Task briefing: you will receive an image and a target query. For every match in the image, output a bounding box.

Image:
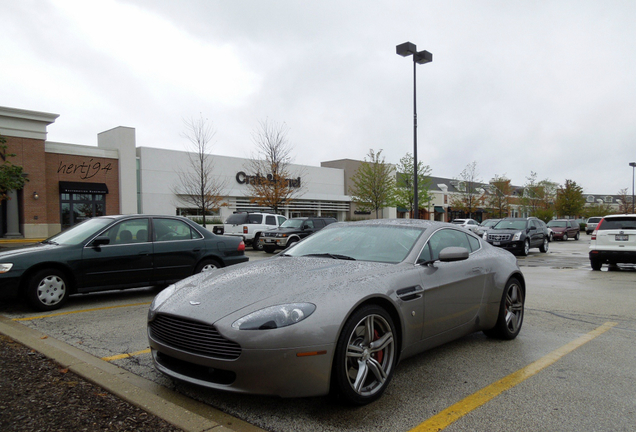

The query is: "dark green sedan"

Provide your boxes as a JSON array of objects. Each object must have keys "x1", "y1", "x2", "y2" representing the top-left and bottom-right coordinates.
[{"x1": 0, "y1": 215, "x2": 248, "y2": 311}]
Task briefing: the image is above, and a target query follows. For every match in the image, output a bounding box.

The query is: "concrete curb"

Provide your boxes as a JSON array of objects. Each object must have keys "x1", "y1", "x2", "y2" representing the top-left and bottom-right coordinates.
[{"x1": 0, "y1": 315, "x2": 264, "y2": 432}]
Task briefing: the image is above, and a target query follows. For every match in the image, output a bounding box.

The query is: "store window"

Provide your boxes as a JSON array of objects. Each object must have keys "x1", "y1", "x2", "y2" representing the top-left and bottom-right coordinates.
[{"x1": 60, "y1": 193, "x2": 106, "y2": 229}]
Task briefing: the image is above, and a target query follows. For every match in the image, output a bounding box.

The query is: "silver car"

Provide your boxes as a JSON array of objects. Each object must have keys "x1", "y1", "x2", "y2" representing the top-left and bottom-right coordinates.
[{"x1": 148, "y1": 219, "x2": 525, "y2": 405}]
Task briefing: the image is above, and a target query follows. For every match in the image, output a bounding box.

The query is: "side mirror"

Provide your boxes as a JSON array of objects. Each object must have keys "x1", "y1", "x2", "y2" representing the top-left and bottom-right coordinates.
[
  {"x1": 92, "y1": 236, "x2": 110, "y2": 247},
  {"x1": 438, "y1": 247, "x2": 470, "y2": 262}
]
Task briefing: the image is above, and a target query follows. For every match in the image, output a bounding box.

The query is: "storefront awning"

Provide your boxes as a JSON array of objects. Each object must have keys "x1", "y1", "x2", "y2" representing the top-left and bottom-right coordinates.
[
  {"x1": 59, "y1": 181, "x2": 109, "y2": 194},
  {"x1": 434, "y1": 206, "x2": 445, "y2": 213}
]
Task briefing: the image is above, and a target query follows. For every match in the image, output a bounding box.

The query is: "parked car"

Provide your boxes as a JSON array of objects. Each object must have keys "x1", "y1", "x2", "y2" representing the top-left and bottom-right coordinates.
[
  {"x1": 259, "y1": 217, "x2": 337, "y2": 253},
  {"x1": 547, "y1": 219, "x2": 580, "y2": 241},
  {"x1": 589, "y1": 214, "x2": 636, "y2": 270},
  {"x1": 223, "y1": 212, "x2": 287, "y2": 251},
  {"x1": 586, "y1": 216, "x2": 603, "y2": 235},
  {"x1": 479, "y1": 218, "x2": 501, "y2": 237},
  {"x1": 0, "y1": 215, "x2": 248, "y2": 311},
  {"x1": 147, "y1": 219, "x2": 525, "y2": 405},
  {"x1": 485, "y1": 217, "x2": 549, "y2": 256},
  {"x1": 450, "y1": 218, "x2": 481, "y2": 234}
]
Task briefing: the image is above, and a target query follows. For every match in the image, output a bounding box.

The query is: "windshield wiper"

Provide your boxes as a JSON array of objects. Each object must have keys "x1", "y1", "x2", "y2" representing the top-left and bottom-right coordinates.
[{"x1": 303, "y1": 253, "x2": 356, "y2": 261}]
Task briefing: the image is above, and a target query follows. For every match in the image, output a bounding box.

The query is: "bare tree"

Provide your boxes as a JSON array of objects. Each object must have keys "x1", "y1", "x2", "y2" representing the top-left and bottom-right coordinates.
[
  {"x1": 244, "y1": 119, "x2": 305, "y2": 214},
  {"x1": 450, "y1": 161, "x2": 483, "y2": 218},
  {"x1": 172, "y1": 115, "x2": 225, "y2": 227}
]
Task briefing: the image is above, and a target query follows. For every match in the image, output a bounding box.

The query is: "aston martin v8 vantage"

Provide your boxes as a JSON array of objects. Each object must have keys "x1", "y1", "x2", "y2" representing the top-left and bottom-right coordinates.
[{"x1": 148, "y1": 219, "x2": 525, "y2": 405}]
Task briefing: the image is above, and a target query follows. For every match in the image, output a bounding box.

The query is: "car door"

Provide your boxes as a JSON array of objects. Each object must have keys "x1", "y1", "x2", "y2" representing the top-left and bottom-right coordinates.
[
  {"x1": 151, "y1": 217, "x2": 206, "y2": 282},
  {"x1": 80, "y1": 218, "x2": 154, "y2": 291},
  {"x1": 417, "y1": 228, "x2": 488, "y2": 339},
  {"x1": 300, "y1": 220, "x2": 316, "y2": 239}
]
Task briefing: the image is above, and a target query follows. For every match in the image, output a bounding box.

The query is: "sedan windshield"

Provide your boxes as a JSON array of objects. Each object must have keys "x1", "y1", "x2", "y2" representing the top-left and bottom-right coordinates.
[
  {"x1": 492, "y1": 220, "x2": 527, "y2": 230},
  {"x1": 285, "y1": 225, "x2": 424, "y2": 263},
  {"x1": 46, "y1": 218, "x2": 113, "y2": 245}
]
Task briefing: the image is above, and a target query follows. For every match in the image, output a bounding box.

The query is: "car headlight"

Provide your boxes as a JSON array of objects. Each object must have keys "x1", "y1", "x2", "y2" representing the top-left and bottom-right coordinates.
[
  {"x1": 512, "y1": 231, "x2": 523, "y2": 241},
  {"x1": 0, "y1": 263, "x2": 13, "y2": 274},
  {"x1": 276, "y1": 233, "x2": 288, "y2": 238},
  {"x1": 232, "y1": 303, "x2": 316, "y2": 330},
  {"x1": 148, "y1": 284, "x2": 177, "y2": 321}
]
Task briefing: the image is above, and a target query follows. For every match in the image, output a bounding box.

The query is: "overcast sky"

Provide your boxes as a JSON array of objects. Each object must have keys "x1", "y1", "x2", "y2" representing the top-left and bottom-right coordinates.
[{"x1": 3, "y1": 0, "x2": 635, "y2": 195}]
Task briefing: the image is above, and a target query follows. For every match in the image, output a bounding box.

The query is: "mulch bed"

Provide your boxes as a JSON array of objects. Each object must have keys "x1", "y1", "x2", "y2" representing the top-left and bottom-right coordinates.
[{"x1": 0, "y1": 334, "x2": 182, "y2": 431}]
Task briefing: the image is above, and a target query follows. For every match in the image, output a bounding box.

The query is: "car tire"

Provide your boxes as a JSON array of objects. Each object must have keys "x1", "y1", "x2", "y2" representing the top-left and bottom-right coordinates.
[
  {"x1": 263, "y1": 245, "x2": 276, "y2": 254},
  {"x1": 27, "y1": 268, "x2": 70, "y2": 311},
  {"x1": 574, "y1": 232, "x2": 580, "y2": 241},
  {"x1": 252, "y1": 233, "x2": 263, "y2": 251},
  {"x1": 521, "y1": 240, "x2": 530, "y2": 256},
  {"x1": 539, "y1": 237, "x2": 549, "y2": 253},
  {"x1": 563, "y1": 233, "x2": 568, "y2": 241},
  {"x1": 332, "y1": 305, "x2": 397, "y2": 405},
  {"x1": 195, "y1": 259, "x2": 221, "y2": 273},
  {"x1": 590, "y1": 259, "x2": 602, "y2": 271},
  {"x1": 285, "y1": 238, "x2": 298, "y2": 249},
  {"x1": 548, "y1": 232, "x2": 553, "y2": 242},
  {"x1": 483, "y1": 277, "x2": 524, "y2": 340}
]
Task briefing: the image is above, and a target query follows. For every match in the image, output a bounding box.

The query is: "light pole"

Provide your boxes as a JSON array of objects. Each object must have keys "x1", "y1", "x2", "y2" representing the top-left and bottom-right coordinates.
[
  {"x1": 396, "y1": 42, "x2": 432, "y2": 219},
  {"x1": 630, "y1": 162, "x2": 636, "y2": 213}
]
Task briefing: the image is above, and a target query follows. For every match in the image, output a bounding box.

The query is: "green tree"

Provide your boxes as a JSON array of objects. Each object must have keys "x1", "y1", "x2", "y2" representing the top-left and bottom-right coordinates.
[
  {"x1": 555, "y1": 179, "x2": 586, "y2": 217},
  {"x1": 449, "y1": 161, "x2": 483, "y2": 218},
  {"x1": 393, "y1": 152, "x2": 432, "y2": 217},
  {"x1": 486, "y1": 174, "x2": 512, "y2": 218},
  {"x1": 520, "y1": 171, "x2": 557, "y2": 217},
  {"x1": 349, "y1": 149, "x2": 395, "y2": 218},
  {"x1": 0, "y1": 135, "x2": 27, "y2": 201}
]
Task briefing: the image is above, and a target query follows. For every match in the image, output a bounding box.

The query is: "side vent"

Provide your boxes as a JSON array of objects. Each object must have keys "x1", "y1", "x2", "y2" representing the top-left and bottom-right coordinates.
[{"x1": 396, "y1": 286, "x2": 424, "y2": 302}]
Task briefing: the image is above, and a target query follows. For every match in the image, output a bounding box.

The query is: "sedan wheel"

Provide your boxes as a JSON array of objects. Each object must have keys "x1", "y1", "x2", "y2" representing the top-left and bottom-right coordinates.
[
  {"x1": 484, "y1": 277, "x2": 524, "y2": 340},
  {"x1": 539, "y1": 237, "x2": 549, "y2": 253},
  {"x1": 195, "y1": 260, "x2": 220, "y2": 273},
  {"x1": 27, "y1": 269, "x2": 70, "y2": 311},
  {"x1": 333, "y1": 305, "x2": 396, "y2": 405}
]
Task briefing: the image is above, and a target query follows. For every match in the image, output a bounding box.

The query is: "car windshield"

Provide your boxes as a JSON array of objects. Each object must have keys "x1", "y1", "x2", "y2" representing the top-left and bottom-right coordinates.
[
  {"x1": 547, "y1": 221, "x2": 567, "y2": 228},
  {"x1": 284, "y1": 224, "x2": 424, "y2": 263},
  {"x1": 280, "y1": 219, "x2": 304, "y2": 228},
  {"x1": 492, "y1": 220, "x2": 527, "y2": 230},
  {"x1": 45, "y1": 218, "x2": 113, "y2": 245},
  {"x1": 481, "y1": 220, "x2": 499, "y2": 227}
]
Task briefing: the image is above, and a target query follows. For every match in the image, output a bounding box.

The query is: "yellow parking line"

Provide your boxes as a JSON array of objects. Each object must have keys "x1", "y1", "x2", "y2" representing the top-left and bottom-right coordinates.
[
  {"x1": 12, "y1": 302, "x2": 152, "y2": 321},
  {"x1": 410, "y1": 321, "x2": 617, "y2": 432},
  {"x1": 102, "y1": 348, "x2": 151, "y2": 362}
]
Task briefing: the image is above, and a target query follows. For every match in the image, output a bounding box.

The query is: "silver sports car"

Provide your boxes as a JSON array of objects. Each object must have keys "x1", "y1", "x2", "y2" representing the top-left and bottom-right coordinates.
[{"x1": 148, "y1": 219, "x2": 525, "y2": 405}]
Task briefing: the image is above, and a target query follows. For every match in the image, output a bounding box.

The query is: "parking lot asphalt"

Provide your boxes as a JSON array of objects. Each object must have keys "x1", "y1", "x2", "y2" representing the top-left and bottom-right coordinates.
[{"x1": 2, "y1": 237, "x2": 636, "y2": 431}]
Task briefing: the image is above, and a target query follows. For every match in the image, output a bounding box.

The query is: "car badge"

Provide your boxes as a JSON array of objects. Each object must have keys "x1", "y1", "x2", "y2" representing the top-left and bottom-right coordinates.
[{"x1": 189, "y1": 301, "x2": 201, "y2": 306}]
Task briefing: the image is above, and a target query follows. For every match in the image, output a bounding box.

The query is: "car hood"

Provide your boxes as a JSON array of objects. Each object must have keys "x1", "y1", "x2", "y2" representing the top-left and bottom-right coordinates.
[
  {"x1": 267, "y1": 227, "x2": 301, "y2": 234},
  {"x1": 154, "y1": 257, "x2": 401, "y2": 324},
  {"x1": 0, "y1": 242, "x2": 59, "y2": 259}
]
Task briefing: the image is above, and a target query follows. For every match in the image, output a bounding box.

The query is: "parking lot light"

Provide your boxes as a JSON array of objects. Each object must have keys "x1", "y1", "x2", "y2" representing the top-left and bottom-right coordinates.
[{"x1": 630, "y1": 162, "x2": 636, "y2": 213}]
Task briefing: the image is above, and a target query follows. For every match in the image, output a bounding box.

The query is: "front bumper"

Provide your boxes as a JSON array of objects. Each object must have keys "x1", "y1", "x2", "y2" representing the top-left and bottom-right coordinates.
[
  {"x1": 0, "y1": 275, "x2": 22, "y2": 300},
  {"x1": 149, "y1": 335, "x2": 334, "y2": 398},
  {"x1": 486, "y1": 240, "x2": 524, "y2": 253}
]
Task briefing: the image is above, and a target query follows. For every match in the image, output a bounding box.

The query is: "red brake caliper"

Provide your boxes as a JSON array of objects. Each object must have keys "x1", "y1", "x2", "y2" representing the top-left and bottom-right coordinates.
[{"x1": 372, "y1": 329, "x2": 383, "y2": 363}]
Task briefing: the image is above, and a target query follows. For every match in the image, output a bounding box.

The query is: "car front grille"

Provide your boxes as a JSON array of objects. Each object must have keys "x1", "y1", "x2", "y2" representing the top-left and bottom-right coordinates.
[
  {"x1": 488, "y1": 233, "x2": 511, "y2": 242},
  {"x1": 149, "y1": 314, "x2": 242, "y2": 360}
]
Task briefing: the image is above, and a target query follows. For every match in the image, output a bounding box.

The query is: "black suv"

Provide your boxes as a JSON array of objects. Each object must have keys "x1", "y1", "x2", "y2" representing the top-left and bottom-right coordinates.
[
  {"x1": 485, "y1": 217, "x2": 550, "y2": 256},
  {"x1": 259, "y1": 217, "x2": 337, "y2": 253}
]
